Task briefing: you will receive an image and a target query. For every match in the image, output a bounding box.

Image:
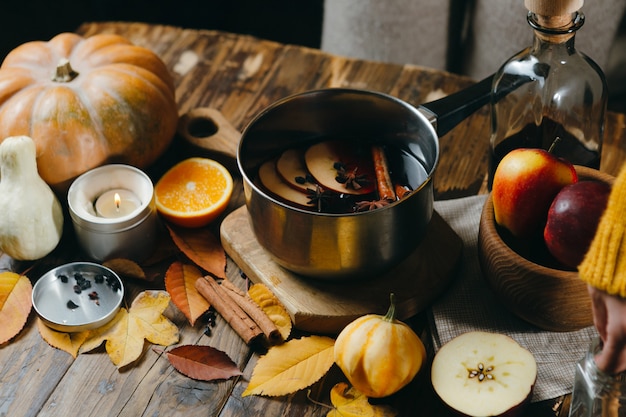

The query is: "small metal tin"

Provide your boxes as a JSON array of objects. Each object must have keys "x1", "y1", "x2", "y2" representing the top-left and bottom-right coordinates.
[
  {"x1": 32, "y1": 262, "x2": 124, "y2": 333},
  {"x1": 67, "y1": 164, "x2": 158, "y2": 262}
]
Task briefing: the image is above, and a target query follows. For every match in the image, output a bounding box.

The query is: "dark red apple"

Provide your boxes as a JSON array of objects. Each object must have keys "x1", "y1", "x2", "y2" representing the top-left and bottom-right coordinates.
[{"x1": 544, "y1": 180, "x2": 611, "y2": 268}]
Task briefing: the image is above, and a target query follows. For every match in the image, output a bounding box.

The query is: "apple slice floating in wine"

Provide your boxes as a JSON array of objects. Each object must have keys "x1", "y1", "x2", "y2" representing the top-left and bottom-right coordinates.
[
  {"x1": 304, "y1": 140, "x2": 376, "y2": 195},
  {"x1": 258, "y1": 159, "x2": 312, "y2": 208},
  {"x1": 276, "y1": 148, "x2": 314, "y2": 192},
  {"x1": 431, "y1": 331, "x2": 537, "y2": 417}
]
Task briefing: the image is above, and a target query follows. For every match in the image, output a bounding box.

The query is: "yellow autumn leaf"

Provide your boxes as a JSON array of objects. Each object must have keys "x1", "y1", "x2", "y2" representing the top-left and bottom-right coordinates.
[
  {"x1": 80, "y1": 290, "x2": 180, "y2": 368},
  {"x1": 0, "y1": 271, "x2": 32, "y2": 345},
  {"x1": 242, "y1": 335, "x2": 335, "y2": 397},
  {"x1": 37, "y1": 319, "x2": 90, "y2": 358},
  {"x1": 327, "y1": 382, "x2": 398, "y2": 417},
  {"x1": 248, "y1": 283, "x2": 292, "y2": 341}
]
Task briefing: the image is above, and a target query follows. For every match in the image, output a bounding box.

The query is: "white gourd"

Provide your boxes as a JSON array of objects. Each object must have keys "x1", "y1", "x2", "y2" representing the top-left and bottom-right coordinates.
[{"x1": 0, "y1": 136, "x2": 64, "y2": 260}]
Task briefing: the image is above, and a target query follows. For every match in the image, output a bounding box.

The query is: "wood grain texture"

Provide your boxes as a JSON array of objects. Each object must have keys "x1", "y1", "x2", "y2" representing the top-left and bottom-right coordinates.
[{"x1": 478, "y1": 195, "x2": 593, "y2": 332}]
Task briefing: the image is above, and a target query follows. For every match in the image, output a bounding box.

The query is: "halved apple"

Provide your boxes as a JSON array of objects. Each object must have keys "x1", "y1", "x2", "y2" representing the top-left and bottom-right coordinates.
[
  {"x1": 276, "y1": 148, "x2": 314, "y2": 192},
  {"x1": 258, "y1": 159, "x2": 312, "y2": 208},
  {"x1": 304, "y1": 140, "x2": 376, "y2": 195},
  {"x1": 431, "y1": 331, "x2": 537, "y2": 417}
]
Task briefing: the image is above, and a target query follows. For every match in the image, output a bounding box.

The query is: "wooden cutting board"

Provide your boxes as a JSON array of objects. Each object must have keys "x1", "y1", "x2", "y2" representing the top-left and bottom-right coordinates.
[{"x1": 220, "y1": 205, "x2": 463, "y2": 334}]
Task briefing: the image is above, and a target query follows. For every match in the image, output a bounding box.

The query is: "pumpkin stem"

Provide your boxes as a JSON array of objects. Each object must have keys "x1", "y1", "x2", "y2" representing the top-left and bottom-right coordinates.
[
  {"x1": 383, "y1": 293, "x2": 397, "y2": 322},
  {"x1": 52, "y1": 58, "x2": 79, "y2": 83}
]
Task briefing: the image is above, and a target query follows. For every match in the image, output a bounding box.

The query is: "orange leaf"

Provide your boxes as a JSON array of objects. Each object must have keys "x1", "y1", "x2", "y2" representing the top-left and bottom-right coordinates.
[
  {"x1": 37, "y1": 319, "x2": 90, "y2": 358},
  {"x1": 165, "y1": 261, "x2": 210, "y2": 326},
  {"x1": 166, "y1": 225, "x2": 226, "y2": 278},
  {"x1": 242, "y1": 335, "x2": 335, "y2": 397},
  {"x1": 163, "y1": 344, "x2": 243, "y2": 381},
  {"x1": 80, "y1": 290, "x2": 180, "y2": 368},
  {"x1": 0, "y1": 271, "x2": 32, "y2": 345},
  {"x1": 327, "y1": 382, "x2": 398, "y2": 417},
  {"x1": 248, "y1": 283, "x2": 292, "y2": 341}
]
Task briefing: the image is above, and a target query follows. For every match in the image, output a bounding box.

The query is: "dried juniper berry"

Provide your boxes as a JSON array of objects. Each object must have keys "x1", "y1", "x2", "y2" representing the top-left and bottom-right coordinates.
[
  {"x1": 95, "y1": 274, "x2": 105, "y2": 284},
  {"x1": 66, "y1": 300, "x2": 79, "y2": 309},
  {"x1": 58, "y1": 274, "x2": 69, "y2": 283},
  {"x1": 88, "y1": 291, "x2": 100, "y2": 305}
]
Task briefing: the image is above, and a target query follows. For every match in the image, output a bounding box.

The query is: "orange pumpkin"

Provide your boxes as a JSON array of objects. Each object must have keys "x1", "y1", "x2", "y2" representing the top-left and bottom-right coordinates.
[{"x1": 0, "y1": 32, "x2": 179, "y2": 193}]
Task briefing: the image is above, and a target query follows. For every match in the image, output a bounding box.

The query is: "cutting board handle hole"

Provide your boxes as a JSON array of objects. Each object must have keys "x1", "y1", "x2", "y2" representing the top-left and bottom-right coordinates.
[
  {"x1": 177, "y1": 107, "x2": 240, "y2": 160},
  {"x1": 185, "y1": 116, "x2": 218, "y2": 139}
]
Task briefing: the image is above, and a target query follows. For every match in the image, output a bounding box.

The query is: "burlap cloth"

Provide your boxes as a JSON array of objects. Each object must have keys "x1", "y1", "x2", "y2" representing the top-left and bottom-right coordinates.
[{"x1": 430, "y1": 195, "x2": 597, "y2": 402}]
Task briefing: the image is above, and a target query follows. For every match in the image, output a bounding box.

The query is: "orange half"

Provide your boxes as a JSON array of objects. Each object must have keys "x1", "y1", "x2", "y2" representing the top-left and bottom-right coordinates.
[{"x1": 155, "y1": 157, "x2": 234, "y2": 228}]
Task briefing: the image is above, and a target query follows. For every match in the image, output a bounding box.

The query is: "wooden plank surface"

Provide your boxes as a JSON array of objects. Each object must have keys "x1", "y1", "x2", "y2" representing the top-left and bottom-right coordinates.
[{"x1": 0, "y1": 21, "x2": 625, "y2": 417}]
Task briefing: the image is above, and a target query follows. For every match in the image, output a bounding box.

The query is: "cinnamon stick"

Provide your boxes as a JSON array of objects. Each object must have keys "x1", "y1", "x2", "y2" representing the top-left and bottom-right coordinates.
[
  {"x1": 220, "y1": 278, "x2": 282, "y2": 344},
  {"x1": 371, "y1": 145, "x2": 396, "y2": 201},
  {"x1": 195, "y1": 276, "x2": 263, "y2": 345}
]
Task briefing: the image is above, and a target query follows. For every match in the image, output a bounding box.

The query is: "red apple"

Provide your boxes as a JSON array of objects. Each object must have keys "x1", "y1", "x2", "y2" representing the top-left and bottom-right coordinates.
[
  {"x1": 492, "y1": 148, "x2": 577, "y2": 238},
  {"x1": 544, "y1": 180, "x2": 611, "y2": 268},
  {"x1": 431, "y1": 331, "x2": 537, "y2": 417}
]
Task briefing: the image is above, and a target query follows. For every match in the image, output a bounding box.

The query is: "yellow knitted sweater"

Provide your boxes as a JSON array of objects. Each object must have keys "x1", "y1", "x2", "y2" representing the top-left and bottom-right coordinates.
[{"x1": 578, "y1": 163, "x2": 626, "y2": 297}]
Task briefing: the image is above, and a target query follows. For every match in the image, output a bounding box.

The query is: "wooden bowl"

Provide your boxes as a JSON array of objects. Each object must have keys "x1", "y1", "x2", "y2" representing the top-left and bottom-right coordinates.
[{"x1": 477, "y1": 166, "x2": 615, "y2": 332}]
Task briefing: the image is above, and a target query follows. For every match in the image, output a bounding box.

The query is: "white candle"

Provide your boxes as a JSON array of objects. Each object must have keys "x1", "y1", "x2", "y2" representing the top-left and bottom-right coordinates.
[{"x1": 94, "y1": 189, "x2": 141, "y2": 218}]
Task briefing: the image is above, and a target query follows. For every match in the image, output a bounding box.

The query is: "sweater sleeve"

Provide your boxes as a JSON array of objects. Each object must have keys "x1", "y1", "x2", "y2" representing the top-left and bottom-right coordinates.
[{"x1": 578, "y1": 163, "x2": 626, "y2": 297}]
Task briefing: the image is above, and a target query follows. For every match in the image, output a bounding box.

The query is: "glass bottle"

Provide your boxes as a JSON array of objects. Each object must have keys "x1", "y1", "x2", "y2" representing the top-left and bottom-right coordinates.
[
  {"x1": 487, "y1": 0, "x2": 608, "y2": 189},
  {"x1": 569, "y1": 337, "x2": 626, "y2": 417}
]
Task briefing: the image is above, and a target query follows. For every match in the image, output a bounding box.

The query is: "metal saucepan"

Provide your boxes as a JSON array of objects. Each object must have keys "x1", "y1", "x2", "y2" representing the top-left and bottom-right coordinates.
[{"x1": 180, "y1": 75, "x2": 524, "y2": 280}]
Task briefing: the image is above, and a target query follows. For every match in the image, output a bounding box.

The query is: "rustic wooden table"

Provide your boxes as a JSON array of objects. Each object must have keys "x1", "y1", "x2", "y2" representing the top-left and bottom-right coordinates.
[{"x1": 2, "y1": 21, "x2": 625, "y2": 417}]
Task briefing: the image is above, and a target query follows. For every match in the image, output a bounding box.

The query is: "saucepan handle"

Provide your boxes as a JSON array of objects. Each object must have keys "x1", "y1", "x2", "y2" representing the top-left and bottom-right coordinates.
[{"x1": 419, "y1": 73, "x2": 533, "y2": 137}]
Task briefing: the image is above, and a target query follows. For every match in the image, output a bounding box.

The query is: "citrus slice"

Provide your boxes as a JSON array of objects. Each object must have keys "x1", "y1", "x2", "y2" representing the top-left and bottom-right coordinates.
[{"x1": 155, "y1": 157, "x2": 233, "y2": 228}]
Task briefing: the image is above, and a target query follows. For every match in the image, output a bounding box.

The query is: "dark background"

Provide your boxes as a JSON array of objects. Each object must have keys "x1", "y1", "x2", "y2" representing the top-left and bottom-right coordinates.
[{"x1": 1, "y1": 0, "x2": 324, "y2": 58}]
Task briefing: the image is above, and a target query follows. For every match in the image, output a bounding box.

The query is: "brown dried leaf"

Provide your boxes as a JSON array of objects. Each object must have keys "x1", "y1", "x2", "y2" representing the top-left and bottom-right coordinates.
[
  {"x1": 165, "y1": 261, "x2": 210, "y2": 326},
  {"x1": 103, "y1": 258, "x2": 147, "y2": 281},
  {"x1": 80, "y1": 290, "x2": 180, "y2": 368},
  {"x1": 163, "y1": 344, "x2": 243, "y2": 381},
  {"x1": 166, "y1": 225, "x2": 226, "y2": 278},
  {"x1": 141, "y1": 233, "x2": 180, "y2": 266},
  {"x1": 0, "y1": 271, "x2": 32, "y2": 345},
  {"x1": 248, "y1": 283, "x2": 292, "y2": 341},
  {"x1": 327, "y1": 382, "x2": 398, "y2": 417},
  {"x1": 37, "y1": 319, "x2": 90, "y2": 358},
  {"x1": 242, "y1": 335, "x2": 335, "y2": 397}
]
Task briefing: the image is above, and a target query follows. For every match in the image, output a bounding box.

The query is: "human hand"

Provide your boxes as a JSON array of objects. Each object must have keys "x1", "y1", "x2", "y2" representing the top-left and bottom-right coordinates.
[{"x1": 588, "y1": 284, "x2": 626, "y2": 374}]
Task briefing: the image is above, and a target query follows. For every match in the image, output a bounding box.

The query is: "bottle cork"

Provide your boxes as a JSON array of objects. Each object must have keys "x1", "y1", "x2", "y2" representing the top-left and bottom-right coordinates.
[{"x1": 524, "y1": 0, "x2": 583, "y2": 16}]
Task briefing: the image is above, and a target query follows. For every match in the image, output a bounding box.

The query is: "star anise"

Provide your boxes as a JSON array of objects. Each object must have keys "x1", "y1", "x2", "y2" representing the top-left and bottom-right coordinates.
[
  {"x1": 354, "y1": 198, "x2": 392, "y2": 212},
  {"x1": 306, "y1": 185, "x2": 333, "y2": 212},
  {"x1": 334, "y1": 162, "x2": 369, "y2": 190}
]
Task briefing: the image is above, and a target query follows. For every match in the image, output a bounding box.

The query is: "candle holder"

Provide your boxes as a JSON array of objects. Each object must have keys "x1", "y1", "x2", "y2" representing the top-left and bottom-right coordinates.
[{"x1": 67, "y1": 164, "x2": 158, "y2": 262}]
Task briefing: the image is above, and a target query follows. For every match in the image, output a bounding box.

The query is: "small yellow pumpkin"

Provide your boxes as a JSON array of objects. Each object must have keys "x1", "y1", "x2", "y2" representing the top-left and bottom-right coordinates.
[
  {"x1": 0, "y1": 32, "x2": 178, "y2": 193},
  {"x1": 334, "y1": 294, "x2": 426, "y2": 398}
]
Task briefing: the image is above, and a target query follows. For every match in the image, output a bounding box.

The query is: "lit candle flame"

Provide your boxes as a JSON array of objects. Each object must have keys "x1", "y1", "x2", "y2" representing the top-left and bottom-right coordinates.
[{"x1": 114, "y1": 192, "x2": 121, "y2": 211}]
